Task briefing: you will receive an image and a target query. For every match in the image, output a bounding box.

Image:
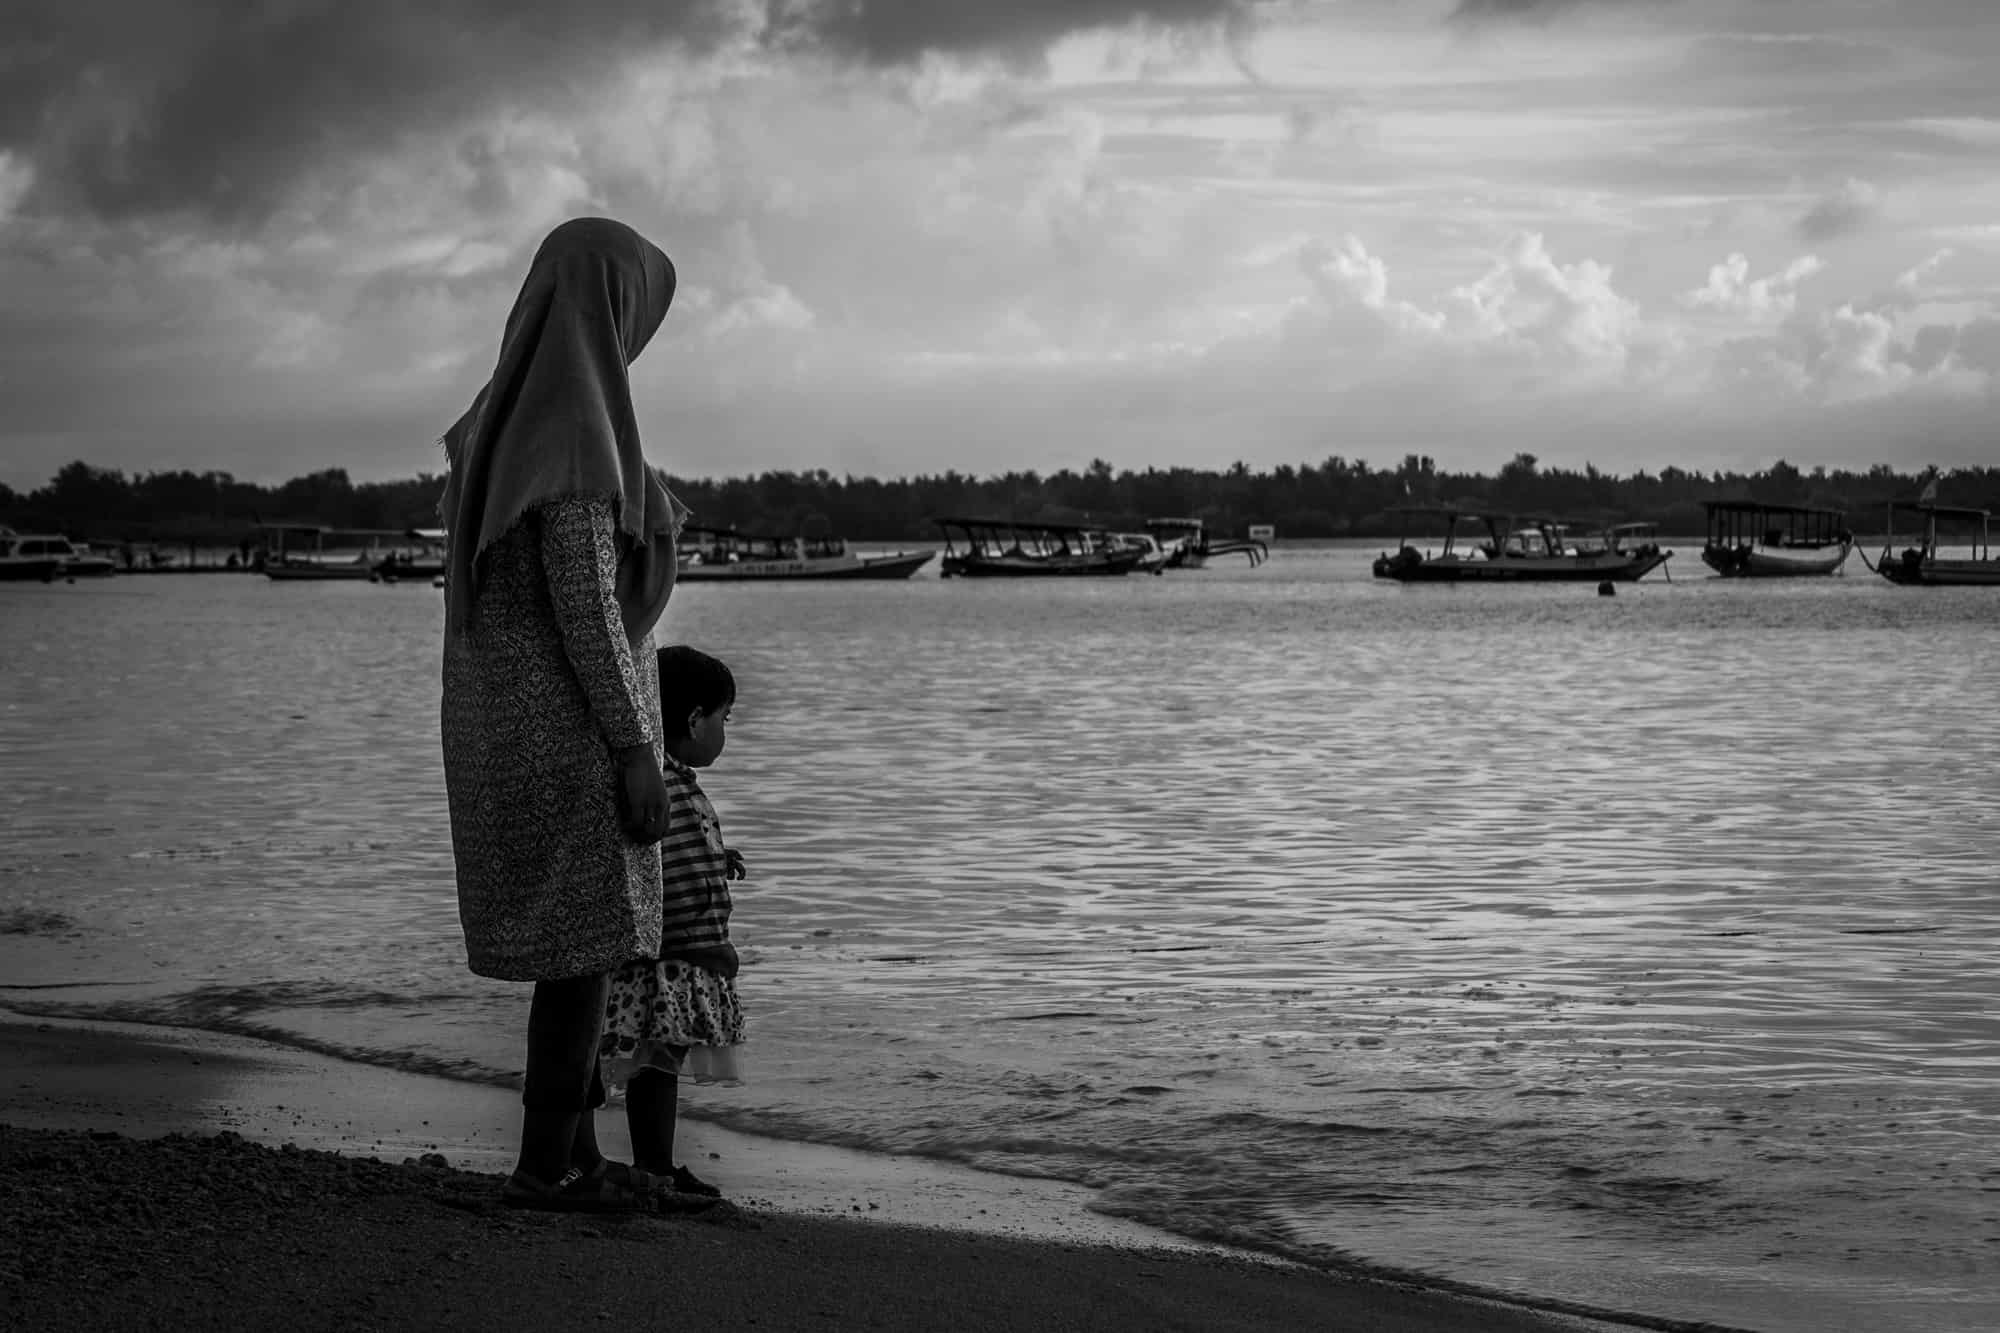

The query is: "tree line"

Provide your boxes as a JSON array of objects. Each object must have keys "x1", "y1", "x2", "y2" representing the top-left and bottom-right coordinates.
[{"x1": 2, "y1": 454, "x2": 1992, "y2": 544}]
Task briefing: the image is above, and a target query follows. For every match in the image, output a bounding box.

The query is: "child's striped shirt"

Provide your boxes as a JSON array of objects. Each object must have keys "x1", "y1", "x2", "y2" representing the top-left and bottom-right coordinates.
[{"x1": 658, "y1": 754, "x2": 732, "y2": 957}]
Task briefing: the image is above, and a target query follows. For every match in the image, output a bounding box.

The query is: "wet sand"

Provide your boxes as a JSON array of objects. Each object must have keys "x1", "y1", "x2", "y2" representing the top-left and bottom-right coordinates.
[{"x1": 0, "y1": 1014, "x2": 1669, "y2": 1331}]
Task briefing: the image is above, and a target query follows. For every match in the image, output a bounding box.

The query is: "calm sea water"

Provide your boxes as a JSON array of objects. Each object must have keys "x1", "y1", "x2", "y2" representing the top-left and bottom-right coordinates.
[{"x1": 3, "y1": 547, "x2": 1996, "y2": 1332}]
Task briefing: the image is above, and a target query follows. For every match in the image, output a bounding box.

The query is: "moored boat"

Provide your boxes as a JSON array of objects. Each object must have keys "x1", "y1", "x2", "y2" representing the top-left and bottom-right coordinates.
[
  {"x1": 257, "y1": 524, "x2": 384, "y2": 581},
  {"x1": 935, "y1": 517, "x2": 1148, "y2": 577},
  {"x1": 1144, "y1": 517, "x2": 1269, "y2": 569},
  {"x1": 1868, "y1": 502, "x2": 2000, "y2": 587},
  {"x1": 1109, "y1": 531, "x2": 1175, "y2": 574},
  {"x1": 1701, "y1": 501, "x2": 1853, "y2": 577},
  {"x1": 1372, "y1": 507, "x2": 1671, "y2": 583},
  {"x1": 676, "y1": 527, "x2": 935, "y2": 581},
  {"x1": 372, "y1": 529, "x2": 449, "y2": 583},
  {"x1": 0, "y1": 527, "x2": 116, "y2": 581}
]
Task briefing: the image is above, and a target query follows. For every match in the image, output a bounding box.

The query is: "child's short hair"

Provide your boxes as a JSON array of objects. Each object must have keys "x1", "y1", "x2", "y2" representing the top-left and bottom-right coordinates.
[{"x1": 658, "y1": 644, "x2": 736, "y2": 740}]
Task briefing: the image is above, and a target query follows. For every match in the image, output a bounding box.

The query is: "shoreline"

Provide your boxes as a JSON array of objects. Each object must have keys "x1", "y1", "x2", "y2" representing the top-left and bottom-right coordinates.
[{"x1": 0, "y1": 1011, "x2": 1668, "y2": 1332}]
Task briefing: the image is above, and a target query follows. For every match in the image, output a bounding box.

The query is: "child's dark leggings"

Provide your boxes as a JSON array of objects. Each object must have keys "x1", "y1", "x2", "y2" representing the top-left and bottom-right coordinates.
[{"x1": 521, "y1": 973, "x2": 609, "y2": 1112}]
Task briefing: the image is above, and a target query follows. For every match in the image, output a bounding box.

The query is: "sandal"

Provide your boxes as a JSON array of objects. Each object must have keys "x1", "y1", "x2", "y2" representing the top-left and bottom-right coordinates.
[{"x1": 501, "y1": 1160, "x2": 653, "y2": 1213}]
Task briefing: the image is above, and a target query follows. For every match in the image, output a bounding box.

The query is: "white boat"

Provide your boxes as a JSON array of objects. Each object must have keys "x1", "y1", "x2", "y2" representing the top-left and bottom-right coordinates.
[
  {"x1": 1143, "y1": 518, "x2": 1269, "y2": 569},
  {"x1": 1702, "y1": 501, "x2": 1853, "y2": 577},
  {"x1": 677, "y1": 526, "x2": 935, "y2": 581},
  {"x1": 0, "y1": 526, "x2": 116, "y2": 581}
]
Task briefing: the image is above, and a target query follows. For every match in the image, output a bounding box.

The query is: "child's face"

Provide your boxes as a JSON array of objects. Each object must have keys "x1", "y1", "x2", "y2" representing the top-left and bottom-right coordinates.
[{"x1": 683, "y1": 702, "x2": 729, "y2": 767}]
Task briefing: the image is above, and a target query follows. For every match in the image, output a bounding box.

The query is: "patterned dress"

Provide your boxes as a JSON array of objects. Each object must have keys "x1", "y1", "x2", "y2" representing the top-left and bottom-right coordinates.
[
  {"x1": 441, "y1": 495, "x2": 664, "y2": 981},
  {"x1": 601, "y1": 757, "x2": 745, "y2": 1086}
]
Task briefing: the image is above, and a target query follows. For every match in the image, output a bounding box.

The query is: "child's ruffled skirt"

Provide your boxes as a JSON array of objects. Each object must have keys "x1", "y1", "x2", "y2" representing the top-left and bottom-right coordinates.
[{"x1": 600, "y1": 958, "x2": 745, "y2": 1088}]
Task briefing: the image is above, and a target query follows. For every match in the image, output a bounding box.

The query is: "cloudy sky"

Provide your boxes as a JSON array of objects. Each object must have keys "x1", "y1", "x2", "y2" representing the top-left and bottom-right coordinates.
[{"x1": 2, "y1": 0, "x2": 1996, "y2": 489}]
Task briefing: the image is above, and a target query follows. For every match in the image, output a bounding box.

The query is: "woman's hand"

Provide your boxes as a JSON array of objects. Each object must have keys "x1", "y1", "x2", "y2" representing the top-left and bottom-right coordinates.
[
  {"x1": 613, "y1": 743, "x2": 670, "y2": 844},
  {"x1": 724, "y1": 848, "x2": 747, "y2": 881}
]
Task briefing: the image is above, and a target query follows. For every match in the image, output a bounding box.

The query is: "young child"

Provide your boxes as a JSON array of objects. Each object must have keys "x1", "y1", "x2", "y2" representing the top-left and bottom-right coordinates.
[{"x1": 600, "y1": 644, "x2": 747, "y2": 1199}]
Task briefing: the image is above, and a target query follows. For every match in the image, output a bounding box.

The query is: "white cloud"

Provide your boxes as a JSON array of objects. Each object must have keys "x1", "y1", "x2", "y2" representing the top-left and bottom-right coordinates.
[
  {"x1": 1294, "y1": 234, "x2": 1443, "y2": 338},
  {"x1": 1891, "y1": 248, "x2": 1955, "y2": 300},
  {"x1": 1681, "y1": 253, "x2": 1823, "y2": 321},
  {"x1": 1441, "y1": 233, "x2": 1641, "y2": 375},
  {"x1": 0, "y1": 152, "x2": 33, "y2": 223}
]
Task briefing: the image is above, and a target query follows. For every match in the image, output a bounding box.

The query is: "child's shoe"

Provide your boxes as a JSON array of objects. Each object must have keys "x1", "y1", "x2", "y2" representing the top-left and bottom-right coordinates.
[{"x1": 668, "y1": 1163, "x2": 723, "y2": 1198}]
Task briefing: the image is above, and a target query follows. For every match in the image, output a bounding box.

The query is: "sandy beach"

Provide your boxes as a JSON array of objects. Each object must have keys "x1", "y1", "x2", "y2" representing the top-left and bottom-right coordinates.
[{"x1": 0, "y1": 1012, "x2": 1680, "y2": 1332}]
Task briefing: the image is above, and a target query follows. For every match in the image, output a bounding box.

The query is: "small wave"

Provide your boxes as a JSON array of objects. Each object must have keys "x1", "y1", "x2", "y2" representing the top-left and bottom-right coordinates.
[{"x1": 0, "y1": 986, "x2": 517, "y2": 1092}]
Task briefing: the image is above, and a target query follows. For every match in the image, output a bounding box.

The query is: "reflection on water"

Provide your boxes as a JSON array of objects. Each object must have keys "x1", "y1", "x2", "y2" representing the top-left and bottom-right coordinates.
[{"x1": 3, "y1": 553, "x2": 1997, "y2": 1331}]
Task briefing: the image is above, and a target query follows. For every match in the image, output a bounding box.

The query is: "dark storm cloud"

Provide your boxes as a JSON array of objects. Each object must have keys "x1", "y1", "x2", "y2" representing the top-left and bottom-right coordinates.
[
  {"x1": 1, "y1": 0, "x2": 1245, "y2": 226},
  {"x1": 766, "y1": 0, "x2": 1245, "y2": 65},
  {"x1": 1449, "y1": 0, "x2": 1593, "y2": 19},
  {"x1": 1, "y1": 0, "x2": 732, "y2": 223},
  {"x1": 1795, "y1": 179, "x2": 1881, "y2": 243}
]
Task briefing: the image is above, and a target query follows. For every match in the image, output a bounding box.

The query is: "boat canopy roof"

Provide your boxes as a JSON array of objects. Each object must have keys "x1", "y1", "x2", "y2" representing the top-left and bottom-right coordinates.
[
  {"x1": 934, "y1": 515, "x2": 1105, "y2": 535},
  {"x1": 255, "y1": 523, "x2": 411, "y2": 538},
  {"x1": 1891, "y1": 501, "x2": 1990, "y2": 519},
  {"x1": 1384, "y1": 504, "x2": 1570, "y2": 528},
  {"x1": 1145, "y1": 516, "x2": 1206, "y2": 530},
  {"x1": 1701, "y1": 500, "x2": 1846, "y2": 518}
]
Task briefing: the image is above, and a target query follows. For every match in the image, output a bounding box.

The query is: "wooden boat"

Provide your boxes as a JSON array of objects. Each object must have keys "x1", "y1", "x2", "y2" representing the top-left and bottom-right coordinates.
[
  {"x1": 935, "y1": 517, "x2": 1148, "y2": 577},
  {"x1": 257, "y1": 524, "x2": 383, "y2": 581},
  {"x1": 1701, "y1": 501, "x2": 1853, "y2": 577},
  {"x1": 372, "y1": 528, "x2": 448, "y2": 583},
  {"x1": 1109, "y1": 531, "x2": 1175, "y2": 575},
  {"x1": 1372, "y1": 507, "x2": 1672, "y2": 583},
  {"x1": 1868, "y1": 502, "x2": 2000, "y2": 587},
  {"x1": 1143, "y1": 517, "x2": 1269, "y2": 569},
  {"x1": 676, "y1": 526, "x2": 934, "y2": 581}
]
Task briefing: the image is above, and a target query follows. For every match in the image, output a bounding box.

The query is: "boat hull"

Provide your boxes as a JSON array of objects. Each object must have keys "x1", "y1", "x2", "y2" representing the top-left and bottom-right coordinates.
[
  {"x1": 1876, "y1": 554, "x2": 2000, "y2": 586},
  {"x1": 1701, "y1": 542, "x2": 1853, "y2": 578},
  {"x1": 677, "y1": 550, "x2": 935, "y2": 582},
  {"x1": 0, "y1": 559, "x2": 65, "y2": 582},
  {"x1": 373, "y1": 559, "x2": 448, "y2": 583},
  {"x1": 263, "y1": 562, "x2": 377, "y2": 582},
  {"x1": 941, "y1": 550, "x2": 1145, "y2": 577},
  {"x1": 1373, "y1": 547, "x2": 1671, "y2": 583}
]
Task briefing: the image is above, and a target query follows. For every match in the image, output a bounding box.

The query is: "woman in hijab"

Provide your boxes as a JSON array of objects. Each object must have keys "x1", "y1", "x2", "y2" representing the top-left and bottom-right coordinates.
[{"x1": 439, "y1": 216, "x2": 686, "y2": 1211}]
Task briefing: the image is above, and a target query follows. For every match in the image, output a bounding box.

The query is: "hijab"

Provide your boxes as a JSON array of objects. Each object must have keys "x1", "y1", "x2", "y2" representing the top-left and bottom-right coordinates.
[{"x1": 439, "y1": 217, "x2": 685, "y2": 639}]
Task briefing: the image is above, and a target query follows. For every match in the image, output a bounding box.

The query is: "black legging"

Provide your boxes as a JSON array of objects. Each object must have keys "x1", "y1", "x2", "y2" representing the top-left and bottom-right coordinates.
[{"x1": 521, "y1": 973, "x2": 610, "y2": 1112}]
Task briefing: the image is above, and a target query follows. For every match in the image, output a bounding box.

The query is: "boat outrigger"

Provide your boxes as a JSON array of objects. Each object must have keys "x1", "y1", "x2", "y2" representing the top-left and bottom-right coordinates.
[
  {"x1": 934, "y1": 517, "x2": 1149, "y2": 577},
  {"x1": 676, "y1": 526, "x2": 935, "y2": 581},
  {"x1": 1372, "y1": 507, "x2": 1672, "y2": 583},
  {"x1": 1867, "y1": 502, "x2": 2000, "y2": 587},
  {"x1": 1142, "y1": 518, "x2": 1269, "y2": 569},
  {"x1": 1108, "y1": 530, "x2": 1176, "y2": 575},
  {"x1": 1701, "y1": 501, "x2": 1854, "y2": 578}
]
